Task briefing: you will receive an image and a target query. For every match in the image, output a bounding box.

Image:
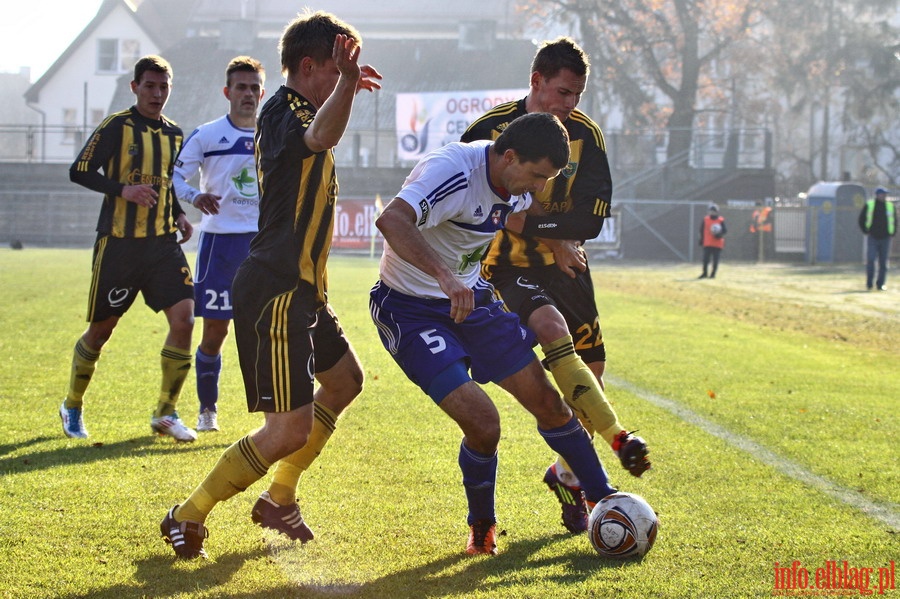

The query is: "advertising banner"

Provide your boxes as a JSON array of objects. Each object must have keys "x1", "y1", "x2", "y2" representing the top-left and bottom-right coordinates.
[{"x1": 395, "y1": 89, "x2": 527, "y2": 161}]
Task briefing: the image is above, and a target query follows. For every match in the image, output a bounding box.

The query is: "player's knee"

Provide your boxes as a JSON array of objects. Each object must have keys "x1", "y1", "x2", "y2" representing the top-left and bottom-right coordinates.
[
  {"x1": 466, "y1": 419, "x2": 501, "y2": 454},
  {"x1": 529, "y1": 308, "x2": 569, "y2": 344}
]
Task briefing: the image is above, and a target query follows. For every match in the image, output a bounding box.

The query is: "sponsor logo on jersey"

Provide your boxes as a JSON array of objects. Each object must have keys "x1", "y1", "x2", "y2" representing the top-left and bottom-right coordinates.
[
  {"x1": 231, "y1": 167, "x2": 257, "y2": 198},
  {"x1": 418, "y1": 199, "x2": 430, "y2": 226},
  {"x1": 218, "y1": 136, "x2": 230, "y2": 144},
  {"x1": 473, "y1": 206, "x2": 483, "y2": 218}
]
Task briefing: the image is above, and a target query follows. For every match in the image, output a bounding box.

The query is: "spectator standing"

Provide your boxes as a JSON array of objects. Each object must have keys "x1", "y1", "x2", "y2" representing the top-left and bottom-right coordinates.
[
  {"x1": 699, "y1": 204, "x2": 727, "y2": 279},
  {"x1": 858, "y1": 187, "x2": 896, "y2": 291}
]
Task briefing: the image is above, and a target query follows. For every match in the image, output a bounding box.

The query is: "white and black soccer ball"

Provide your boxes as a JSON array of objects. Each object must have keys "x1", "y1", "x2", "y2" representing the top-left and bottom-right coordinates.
[
  {"x1": 710, "y1": 222, "x2": 723, "y2": 237},
  {"x1": 588, "y1": 492, "x2": 659, "y2": 559}
]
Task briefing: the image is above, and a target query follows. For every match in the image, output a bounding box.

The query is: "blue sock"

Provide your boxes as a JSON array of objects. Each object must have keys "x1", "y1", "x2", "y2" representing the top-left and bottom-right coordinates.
[
  {"x1": 195, "y1": 348, "x2": 221, "y2": 412},
  {"x1": 458, "y1": 441, "x2": 497, "y2": 525},
  {"x1": 539, "y1": 416, "x2": 615, "y2": 503}
]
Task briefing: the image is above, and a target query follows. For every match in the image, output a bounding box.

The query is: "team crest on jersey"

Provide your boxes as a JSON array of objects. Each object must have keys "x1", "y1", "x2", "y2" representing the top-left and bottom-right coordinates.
[
  {"x1": 128, "y1": 144, "x2": 139, "y2": 156},
  {"x1": 491, "y1": 208, "x2": 503, "y2": 227},
  {"x1": 562, "y1": 161, "x2": 578, "y2": 178},
  {"x1": 418, "y1": 199, "x2": 430, "y2": 226},
  {"x1": 245, "y1": 140, "x2": 254, "y2": 151}
]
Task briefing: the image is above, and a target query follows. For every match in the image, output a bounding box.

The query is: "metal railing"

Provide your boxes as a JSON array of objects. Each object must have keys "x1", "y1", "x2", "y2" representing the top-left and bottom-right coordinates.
[{"x1": 0, "y1": 124, "x2": 772, "y2": 171}]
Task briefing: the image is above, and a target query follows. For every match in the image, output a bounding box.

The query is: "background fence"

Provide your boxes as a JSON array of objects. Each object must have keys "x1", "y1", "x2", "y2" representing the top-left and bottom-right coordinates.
[{"x1": 2, "y1": 191, "x2": 877, "y2": 265}]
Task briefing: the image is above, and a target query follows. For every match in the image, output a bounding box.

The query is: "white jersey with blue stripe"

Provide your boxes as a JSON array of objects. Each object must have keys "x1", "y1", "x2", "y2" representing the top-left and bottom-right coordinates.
[
  {"x1": 380, "y1": 141, "x2": 532, "y2": 298},
  {"x1": 173, "y1": 114, "x2": 259, "y2": 234}
]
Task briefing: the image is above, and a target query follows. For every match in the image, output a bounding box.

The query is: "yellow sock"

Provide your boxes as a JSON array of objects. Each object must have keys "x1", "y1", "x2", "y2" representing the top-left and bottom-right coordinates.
[
  {"x1": 175, "y1": 435, "x2": 271, "y2": 523},
  {"x1": 156, "y1": 345, "x2": 192, "y2": 417},
  {"x1": 268, "y1": 402, "x2": 338, "y2": 505},
  {"x1": 66, "y1": 338, "x2": 100, "y2": 408},
  {"x1": 542, "y1": 335, "x2": 623, "y2": 446}
]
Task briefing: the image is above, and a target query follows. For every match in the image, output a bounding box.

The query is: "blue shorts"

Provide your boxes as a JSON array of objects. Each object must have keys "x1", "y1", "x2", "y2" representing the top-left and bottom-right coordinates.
[
  {"x1": 369, "y1": 279, "x2": 537, "y2": 395},
  {"x1": 193, "y1": 231, "x2": 255, "y2": 319}
]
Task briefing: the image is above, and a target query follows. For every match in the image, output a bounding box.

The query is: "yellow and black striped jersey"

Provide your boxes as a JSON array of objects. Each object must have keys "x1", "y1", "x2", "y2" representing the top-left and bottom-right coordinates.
[
  {"x1": 70, "y1": 106, "x2": 184, "y2": 238},
  {"x1": 461, "y1": 98, "x2": 612, "y2": 268},
  {"x1": 251, "y1": 86, "x2": 338, "y2": 307}
]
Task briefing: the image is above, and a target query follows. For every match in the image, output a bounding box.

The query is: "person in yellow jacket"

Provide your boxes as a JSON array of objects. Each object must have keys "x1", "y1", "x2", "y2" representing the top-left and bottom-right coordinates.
[
  {"x1": 858, "y1": 187, "x2": 896, "y2": 291},
  {"x1": 699, "y1": 204, "x2": 727, "y2": 279}
]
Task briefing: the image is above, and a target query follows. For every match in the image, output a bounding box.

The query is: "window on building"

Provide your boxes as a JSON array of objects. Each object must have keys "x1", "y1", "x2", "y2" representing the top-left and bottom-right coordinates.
[
  {"x1": 62, "y1": 108, "x2": 77, "y2": 143},
  {"x1": 97, "y1": 38, "x2": 141, "y2": 74}
]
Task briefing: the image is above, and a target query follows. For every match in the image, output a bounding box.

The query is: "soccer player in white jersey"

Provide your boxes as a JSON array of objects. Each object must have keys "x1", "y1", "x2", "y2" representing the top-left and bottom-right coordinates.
[
  {"x1": 173, "y1": 56, "x2": 265, "y2": 432},
  {"x1": 369, "y1": 113, "x2": 617, "y2": 555}
]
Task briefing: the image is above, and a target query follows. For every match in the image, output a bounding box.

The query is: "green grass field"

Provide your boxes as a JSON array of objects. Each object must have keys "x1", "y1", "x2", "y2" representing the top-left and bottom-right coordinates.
[{"x1": 0, "y1": 249, "x2": 897, "y2": 598}]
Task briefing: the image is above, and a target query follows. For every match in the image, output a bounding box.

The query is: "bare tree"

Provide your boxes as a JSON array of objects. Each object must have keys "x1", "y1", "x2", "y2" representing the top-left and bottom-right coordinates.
[
  {"x1": 760, "y1": 0, "x2": 899, "y2": 187},
  {"x1": 518, "y1": 0, "x2": 766, "y2": 161}
]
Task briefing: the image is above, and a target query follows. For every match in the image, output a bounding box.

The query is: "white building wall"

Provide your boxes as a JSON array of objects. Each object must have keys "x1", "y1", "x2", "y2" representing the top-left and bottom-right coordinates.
[{"x1": 34, "y1": 6, "x2": 159, "y2": 162}]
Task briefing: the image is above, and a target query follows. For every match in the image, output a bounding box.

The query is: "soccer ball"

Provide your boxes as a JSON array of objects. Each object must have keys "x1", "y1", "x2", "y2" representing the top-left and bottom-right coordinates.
[
  {"x1": 588, "y1": 492, "x2": 659, "y2": 559},
  {"x1": 710, "y1": 222, "x2": 723, "y2": 237}
]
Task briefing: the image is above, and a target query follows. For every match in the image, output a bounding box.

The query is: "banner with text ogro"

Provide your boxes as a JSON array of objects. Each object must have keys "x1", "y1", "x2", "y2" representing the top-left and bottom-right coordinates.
[{"x1": 395, "y1": 89, "x2": 527, "y2": 162}]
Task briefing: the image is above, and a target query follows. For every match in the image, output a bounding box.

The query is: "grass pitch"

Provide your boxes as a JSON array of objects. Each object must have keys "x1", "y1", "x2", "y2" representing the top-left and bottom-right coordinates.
[{"x1": 0, "y1": 249, "x2": 897, "y2": 598}]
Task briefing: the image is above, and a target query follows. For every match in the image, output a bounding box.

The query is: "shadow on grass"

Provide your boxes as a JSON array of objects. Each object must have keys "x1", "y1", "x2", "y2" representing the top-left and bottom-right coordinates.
[
  {"x1": 0, "y1": 435, "x2": 55, "y2": 457},
  {"x1": 0, "y1": 434, "x2": 227, "y2": 475},
  {"x1": 61, "y1": 533, "x2": 641, "y2": 599},
  {"x1": 53, "y1": 546, "x2": 270, "y2": 599},
  {"x1": 280, "y1": 535, "x2": 643, "y2": 599}
]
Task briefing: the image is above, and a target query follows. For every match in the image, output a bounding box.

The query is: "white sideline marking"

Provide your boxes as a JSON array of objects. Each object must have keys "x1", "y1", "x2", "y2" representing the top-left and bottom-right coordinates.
[{"x1": 608, "y1": 376, "x2": 900, "y2": 531}]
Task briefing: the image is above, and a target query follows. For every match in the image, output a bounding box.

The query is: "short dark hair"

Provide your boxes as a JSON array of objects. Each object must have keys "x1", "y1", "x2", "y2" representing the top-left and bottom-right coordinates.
[
  {"x1": 279, "y1": 10, "x2": 361, "y2": 76},
  {"x1": 492, "y1": 112, "x2": 570, "y2": 169},
  {"x1": 133, "y1": 55, "x2": 172, "y2": 84},
  {"x1": 531, "y1": 37, "x2": 590, "y2": 80},
  {"x1": 226, "y1": 56, "x2": 265, "y2": 87}
]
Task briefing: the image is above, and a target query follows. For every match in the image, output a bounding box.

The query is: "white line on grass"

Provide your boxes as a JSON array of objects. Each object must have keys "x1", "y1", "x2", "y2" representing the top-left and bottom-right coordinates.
[{"x1": 608, "y1": 376, "x2": 900, "y2": 531}]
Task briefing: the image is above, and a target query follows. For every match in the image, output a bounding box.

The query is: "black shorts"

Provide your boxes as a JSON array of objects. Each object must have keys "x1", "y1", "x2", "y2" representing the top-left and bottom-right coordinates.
[
  {"x1": 482, "y1": 262, "x2": 606, "y2": 363},
  {"x1": 232, "y1": 259, "x2": 350, "y2": 413},
  {"x1": 87, "y1": 234, "x2": 194, "y2": 322}
]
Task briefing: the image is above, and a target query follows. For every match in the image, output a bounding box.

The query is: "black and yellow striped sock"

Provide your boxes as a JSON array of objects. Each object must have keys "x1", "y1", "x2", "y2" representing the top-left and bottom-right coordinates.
[
  {"x1": 268, "y1": 401, "x2": 338, "y2": 505},
  {"x1": 542, "y1": 335, "x2": 623, "y2": 447},
  {"x1": 65, "y1": 337, "x2": 100, "y2": 409},
  {"x1": 175, "y1": 435, "x2": 271, "y2": 523},
  {"x1": 156, "y1": 345, "x2": 191, "y2": 418}
]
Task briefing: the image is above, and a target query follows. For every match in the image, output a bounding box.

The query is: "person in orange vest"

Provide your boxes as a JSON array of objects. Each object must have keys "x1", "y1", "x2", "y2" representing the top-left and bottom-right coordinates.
[
  {"x1": 750, "y1": 201, "x2": 773, "y2": 234},
  {"x1": 858, "y1": 187, "x2": 896, "y2": 291},
  {"x1": 699, "y1": 203, "x2": 727, "y2": 279},
  {"x1": 749, "y1": 201, "x2": 773, "y2": 261}
]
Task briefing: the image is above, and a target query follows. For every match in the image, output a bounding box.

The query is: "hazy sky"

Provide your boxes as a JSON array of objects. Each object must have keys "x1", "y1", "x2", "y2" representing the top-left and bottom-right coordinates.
[{"x1": 1, "y1": 0, "x2": 104, "y2": 81}]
